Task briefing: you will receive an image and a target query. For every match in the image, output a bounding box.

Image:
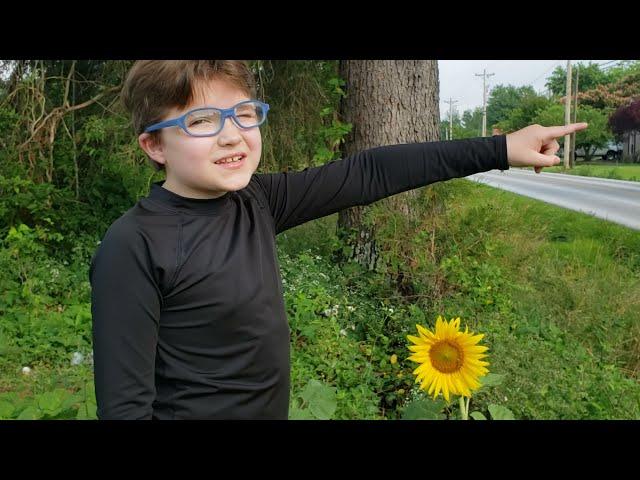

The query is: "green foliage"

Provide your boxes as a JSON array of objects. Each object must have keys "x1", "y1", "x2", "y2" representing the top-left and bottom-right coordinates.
[
  {"x1": 544, "y1": 163, "x2": 640, "y2": 181},
  {"x1": 258, "y1": 61, "x2": 351, "y2": 172},
  {"x1": 495, "y1": 94, "x2": 553, "y2": 133},
  {"x1": 290, "y1": 379, "x2": 338, "y2": 419},
  {"x1": 546, "y1": 62, "x2": 610, "y2": 97},
  {"x1": 401, "y1": 398, "x2": 447, "y2": 420},
  {"x1": 0, "y1": 381, "x2": 96, "y2": 420},
  {"x1": 488, "y1": 404, "x2": 515, "y2": 420},
  {"x1": 487, "y1": 84, "x2": 537, "y2": 128},
  {"x1": 440, "y1": 108, "x2": 484, "y2": 139}
]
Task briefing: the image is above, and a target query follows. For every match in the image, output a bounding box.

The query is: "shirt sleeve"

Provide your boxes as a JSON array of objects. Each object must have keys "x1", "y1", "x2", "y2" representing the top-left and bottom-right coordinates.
[
  {"x1": 253, "y1": 135, "x2": 509, "y2": 234},
  {"x1": 89, "y1": 220, "x2": 162, "y2": 420}
]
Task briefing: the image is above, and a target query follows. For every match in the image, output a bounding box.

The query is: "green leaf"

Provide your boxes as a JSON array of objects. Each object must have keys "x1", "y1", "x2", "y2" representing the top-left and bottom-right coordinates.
[
  {"x1": 17, "y1": 406, "x2": 40, "y2": 420},
  {"x1": 36, "y1": 389, "x2": 68, "y2": 415},
  {"x1": 60, "y1": 392, "x2": 82, "y2": 412},
  {"x1": 288, "y1": 405, "x2": 315, "y2": 420},
  {"x1": 469, "y1": 411, "x2": 487, "y2": 420},
  {"x1": 488, "y1": 404, "x2": 515, "y2": 420},
  {"x1": 0, "y1": 400, "x2": 16, "y2": 419},
  {"x1": 401, "y1": 399, "x2": 446, "y2": 420},
  {"x1": 479, "y1": 373, "x2": 506, "y2": 388},
  {"x1": 75, "y1": 401, "x2": 97, "y2": 420},
  {"x1": 300, "y1": 379, "x2": 337, "y2": 420}
]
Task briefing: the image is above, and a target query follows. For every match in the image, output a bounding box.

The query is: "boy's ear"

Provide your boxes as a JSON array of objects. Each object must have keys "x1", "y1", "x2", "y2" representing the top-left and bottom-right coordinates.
[{"x1": 138, "y1": 133, "x2": 167, "y2": 167}]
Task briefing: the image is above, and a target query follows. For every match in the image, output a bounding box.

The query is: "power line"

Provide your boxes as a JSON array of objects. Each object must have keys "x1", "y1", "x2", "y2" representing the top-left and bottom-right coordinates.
[{"x1": 531, "y1": 61, "x2": 563, "y2": 86}]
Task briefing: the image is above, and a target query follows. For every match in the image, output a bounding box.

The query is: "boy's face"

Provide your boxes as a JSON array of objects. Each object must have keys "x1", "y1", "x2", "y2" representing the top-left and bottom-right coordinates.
[{"x1": 139, "y1": 78, "x2": 262, "y2": 199}]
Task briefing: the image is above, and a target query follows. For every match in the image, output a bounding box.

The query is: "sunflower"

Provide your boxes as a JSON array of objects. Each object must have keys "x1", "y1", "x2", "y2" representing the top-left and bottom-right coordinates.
[{"x1": 407, "y1": 316, "x2": 489, "y2": 402}]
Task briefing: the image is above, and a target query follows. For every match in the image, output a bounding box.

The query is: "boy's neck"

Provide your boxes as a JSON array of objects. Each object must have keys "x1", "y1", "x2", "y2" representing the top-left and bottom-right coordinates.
[{"x1": 161, "y1": 179, "x2": 228, "y2": 200}]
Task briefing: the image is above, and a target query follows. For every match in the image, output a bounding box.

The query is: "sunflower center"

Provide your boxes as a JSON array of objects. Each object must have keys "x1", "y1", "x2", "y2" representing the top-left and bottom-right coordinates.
[{"x1": 429, "y1": 340, "x2": 464, "y2": 373}]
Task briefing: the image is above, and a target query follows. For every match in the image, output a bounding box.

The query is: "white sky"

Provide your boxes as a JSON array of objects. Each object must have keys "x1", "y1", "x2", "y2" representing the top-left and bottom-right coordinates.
[{"x1": 438, "y1": 60, "x2": 616, "y2": 120}]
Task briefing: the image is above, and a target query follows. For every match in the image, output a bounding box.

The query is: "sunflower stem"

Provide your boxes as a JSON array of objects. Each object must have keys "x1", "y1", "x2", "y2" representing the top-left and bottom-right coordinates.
[{"x1": 459, "y1": 396, "x2": 468, "y2": 420}]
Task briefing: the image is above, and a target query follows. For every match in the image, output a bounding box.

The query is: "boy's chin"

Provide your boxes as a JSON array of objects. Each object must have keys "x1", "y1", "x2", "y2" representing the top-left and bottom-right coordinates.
[{"x1": 220, "y1": 175, "x2": 252, "y2": 192}]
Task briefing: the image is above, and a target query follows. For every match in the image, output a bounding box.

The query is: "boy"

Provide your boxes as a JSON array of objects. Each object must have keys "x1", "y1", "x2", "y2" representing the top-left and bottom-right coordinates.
[{"x1": 89, "y1": 60, "x2": 587, "y2": 420}]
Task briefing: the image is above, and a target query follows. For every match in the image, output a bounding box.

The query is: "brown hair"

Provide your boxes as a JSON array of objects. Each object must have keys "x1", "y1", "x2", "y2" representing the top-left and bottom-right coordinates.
[{"x1": 121, "y1": 60, "x2": 257, "y2": 171}]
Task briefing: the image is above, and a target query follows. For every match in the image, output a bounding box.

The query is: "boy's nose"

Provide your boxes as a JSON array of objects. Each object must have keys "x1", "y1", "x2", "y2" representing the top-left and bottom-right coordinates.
[{"x1": 217, "y1": 117, "x2": 242, "y2": 146}]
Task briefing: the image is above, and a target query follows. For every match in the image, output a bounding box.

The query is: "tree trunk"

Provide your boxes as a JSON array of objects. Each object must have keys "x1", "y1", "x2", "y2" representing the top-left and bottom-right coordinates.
[{"x1": 336, "y1": 60, "x2": 440, "y2": 295}]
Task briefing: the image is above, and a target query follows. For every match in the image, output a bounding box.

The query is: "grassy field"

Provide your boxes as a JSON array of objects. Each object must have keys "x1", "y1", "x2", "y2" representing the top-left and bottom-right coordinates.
[{"x1": 540, "y1": 162, "x2": 640, "y2": 181}]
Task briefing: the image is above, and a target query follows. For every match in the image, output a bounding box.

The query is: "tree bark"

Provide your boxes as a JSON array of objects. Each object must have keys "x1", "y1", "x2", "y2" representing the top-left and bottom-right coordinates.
[{"x1": 336, "y1": 61, "x2": 440, "y2": 295}]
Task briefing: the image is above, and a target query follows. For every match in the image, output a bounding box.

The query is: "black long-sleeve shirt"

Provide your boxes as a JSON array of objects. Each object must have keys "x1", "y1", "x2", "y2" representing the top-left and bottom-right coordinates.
[{"x1": 89, "y1": 136, "x2": 509, "y2": 420}]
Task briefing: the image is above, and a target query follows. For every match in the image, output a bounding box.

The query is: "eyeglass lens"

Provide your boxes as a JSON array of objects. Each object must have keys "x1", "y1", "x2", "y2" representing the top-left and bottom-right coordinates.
[{"x1": 185, "y1": 101, "x2": 266, "y2": 135}]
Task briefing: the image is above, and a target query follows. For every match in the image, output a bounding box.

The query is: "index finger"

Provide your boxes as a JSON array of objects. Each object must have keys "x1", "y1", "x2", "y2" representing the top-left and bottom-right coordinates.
[{"x1": 545, "y1": 122, "x2": 588, "y2": 138}]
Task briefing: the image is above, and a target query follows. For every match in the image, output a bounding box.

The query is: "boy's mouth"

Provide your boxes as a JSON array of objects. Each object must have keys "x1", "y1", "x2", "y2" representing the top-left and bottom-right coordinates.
[{"x1": 214, "y1": 153, "x2": 246, "y2": 168}]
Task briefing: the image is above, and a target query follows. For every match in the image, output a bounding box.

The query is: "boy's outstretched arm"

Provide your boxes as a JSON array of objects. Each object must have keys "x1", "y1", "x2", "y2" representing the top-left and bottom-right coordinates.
[
  {"x1": 253, "y1": 123, "x2": 588, "y2": 235},
  {"x1": 90, "y1": 220, "x2": 162, "y2": 420}
]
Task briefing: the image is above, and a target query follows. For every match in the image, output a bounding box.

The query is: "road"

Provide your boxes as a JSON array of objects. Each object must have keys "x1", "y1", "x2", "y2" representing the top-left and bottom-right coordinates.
[{"x1": 466, "y1": 168, "x2": 640, "y2": 231}]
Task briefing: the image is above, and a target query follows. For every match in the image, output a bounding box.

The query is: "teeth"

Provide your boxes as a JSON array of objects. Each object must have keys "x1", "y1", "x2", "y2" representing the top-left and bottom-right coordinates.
[{"x1": 216, "y1": 156, "x2": 243, "y2": 164}]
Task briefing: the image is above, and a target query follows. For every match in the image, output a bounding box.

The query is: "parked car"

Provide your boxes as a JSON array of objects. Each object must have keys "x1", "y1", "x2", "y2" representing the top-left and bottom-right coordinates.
[{"x1": 557, "y1": 141, "x2": 623, "y2": 161}]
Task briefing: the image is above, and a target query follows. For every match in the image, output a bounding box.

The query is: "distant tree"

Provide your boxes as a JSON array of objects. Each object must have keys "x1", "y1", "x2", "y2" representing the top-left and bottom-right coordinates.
[
  {"x1": 602, "y1": 60, "x2": 640, "y2": 83},
  {"x1": 495, "y1": 95, "x2": 553, "y2": 133},
  {"x1": 439, "y1": 108, "x2": 482, "y2": 139},
  {"x1": 460, "y1": 108, "x2": 483, "y2": 138},
  {"x1": 486, "y1": 84, "x2": 536, "y2": 128},
  {"x1": 532, "y1": 104, "x2": 613, "y2": 161},
  {"x1": 545, "y1": 62, "x2": 609, "y2": 97},
  {"x1": 439, "y1": 111, "x2": 462, "y2": 139},
  {"x1": 579, "y1": 69, "x2": 640, "y2": 110},
  {"x1": 609, "y1": 99, "x2": 640, "y2": 135},
  {"x1": 573, "y1": 106, "x2": 614, "y2": 161}
]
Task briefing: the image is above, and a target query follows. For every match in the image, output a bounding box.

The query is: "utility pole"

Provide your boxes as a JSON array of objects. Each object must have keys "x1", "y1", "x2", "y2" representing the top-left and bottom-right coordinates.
[
  {"x1": 571, "y1": 64, "x2": 580, "y2": 168},
  {"x1": 475, "y1": 69, "x2": 495, "y2": 137},
  {"x1": 444, "y1": 97, "x2": 458, "y2": 140},
  {"x1": 564, "y1": 60, "x2": 573, "y2": 169}
]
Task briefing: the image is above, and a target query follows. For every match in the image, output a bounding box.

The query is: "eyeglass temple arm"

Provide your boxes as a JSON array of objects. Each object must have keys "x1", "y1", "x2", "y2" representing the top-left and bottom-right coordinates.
[{"x1": 145, "y1": 118, "x2": 180, "y2": 133}]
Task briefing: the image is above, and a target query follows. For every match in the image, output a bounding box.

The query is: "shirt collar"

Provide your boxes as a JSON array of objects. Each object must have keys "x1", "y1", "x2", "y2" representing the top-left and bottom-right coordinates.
[{"x1": 147, "y1": 181, "x2": 232, "y2": 215}]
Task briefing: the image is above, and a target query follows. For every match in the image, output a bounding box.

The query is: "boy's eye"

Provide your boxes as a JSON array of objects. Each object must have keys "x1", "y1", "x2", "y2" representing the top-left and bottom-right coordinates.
[
  {"x1": 189, "y1": 117, "x2": 215, "y2": 126},
  {"x1": 236, "y1": 108, "x2": 257, "y2": 118}
]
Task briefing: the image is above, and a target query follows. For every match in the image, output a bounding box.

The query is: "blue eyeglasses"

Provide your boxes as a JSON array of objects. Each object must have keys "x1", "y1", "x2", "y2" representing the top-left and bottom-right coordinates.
[{"x1": 144, "y1": 100, "x2": 270, "y2": 137}]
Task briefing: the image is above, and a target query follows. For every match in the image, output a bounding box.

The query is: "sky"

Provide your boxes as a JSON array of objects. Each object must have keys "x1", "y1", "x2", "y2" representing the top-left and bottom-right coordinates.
[{"x1": 438, "y1": 60, "x2": 616, "y2": 120}]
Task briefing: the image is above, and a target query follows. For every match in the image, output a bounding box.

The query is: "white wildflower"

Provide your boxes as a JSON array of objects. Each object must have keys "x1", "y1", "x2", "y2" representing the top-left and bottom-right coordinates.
[
  {"x1": 339, "y1": 329, "x2": 347, "y2": 336},
  {"x1": 346, "y1": 305, "x2": 356, "y2": 312},
  {"x1": 71, "y1": 352, "x2": 84, "y2": 366},
  {"x1": 21, "y1": 366, "x2": 32, "y2": 375}
]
